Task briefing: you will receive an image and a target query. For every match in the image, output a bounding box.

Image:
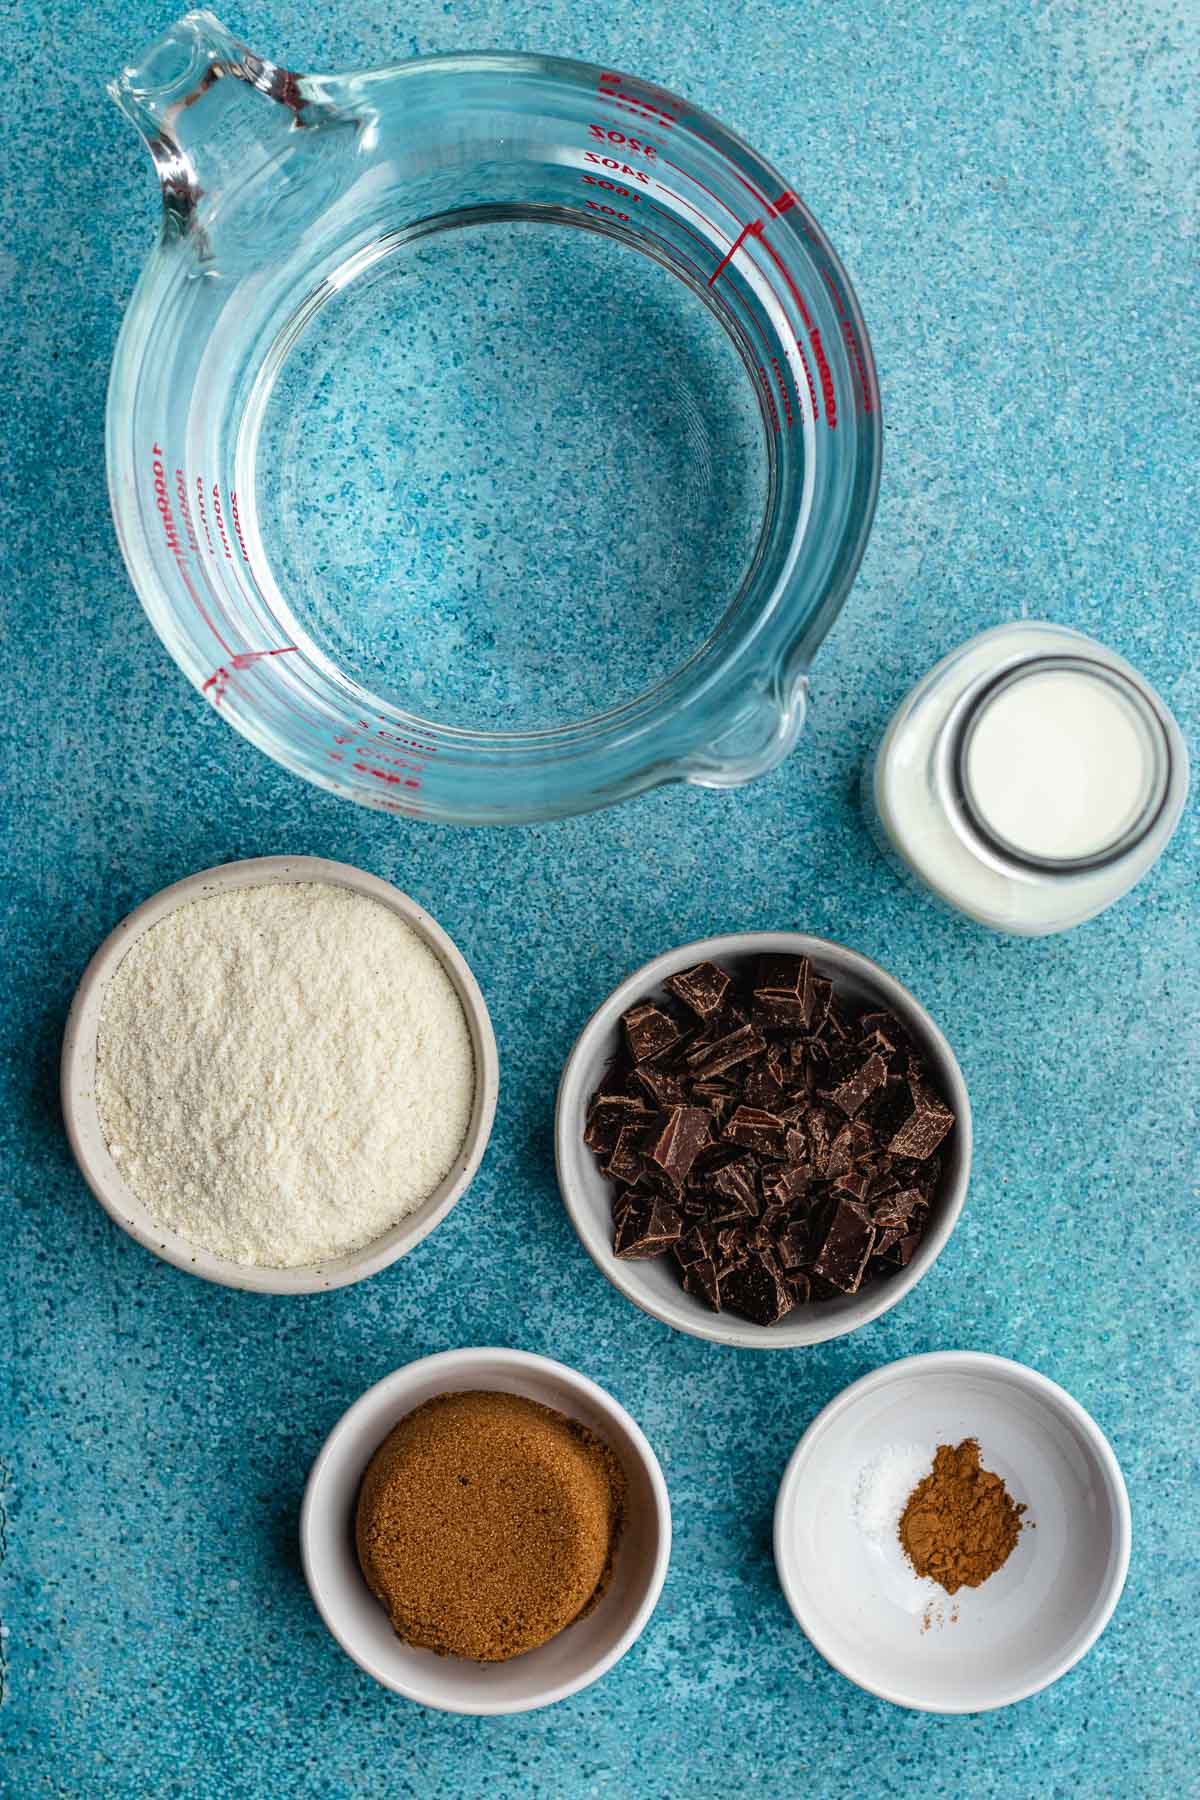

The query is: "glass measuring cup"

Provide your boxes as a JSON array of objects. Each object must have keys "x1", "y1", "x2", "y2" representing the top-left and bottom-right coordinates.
[{"x1": 108, "y1": 12, "x2": 881, "y2": 824}]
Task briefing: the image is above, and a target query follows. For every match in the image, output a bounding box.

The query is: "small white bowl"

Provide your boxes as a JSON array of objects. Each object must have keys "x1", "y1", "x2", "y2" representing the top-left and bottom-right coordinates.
[
  {"x1": 60, "y1": 855, "x2": 498, "y2": 1294},
  {"x1": 773, "y1": 1351, "x2": 1131, "y2": 1712},
  {"x1": 555, "y1": 933, "x2": 971, "y2": 1348},
  {"x1": 300, "y1": 1347, "x2": 671, "y2": 1713}
]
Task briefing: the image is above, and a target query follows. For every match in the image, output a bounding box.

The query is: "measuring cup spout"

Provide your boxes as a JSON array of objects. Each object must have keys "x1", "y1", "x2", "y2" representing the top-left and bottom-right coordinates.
[{"x1": 108, "y1": 10, "x2": 319, "y2": 247}]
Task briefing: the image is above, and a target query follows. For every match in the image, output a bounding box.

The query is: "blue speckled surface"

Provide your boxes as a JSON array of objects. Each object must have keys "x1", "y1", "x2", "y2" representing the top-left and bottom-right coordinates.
[{"x1": 1, "y1": 1, "x2": 1197, "y2": 1795}]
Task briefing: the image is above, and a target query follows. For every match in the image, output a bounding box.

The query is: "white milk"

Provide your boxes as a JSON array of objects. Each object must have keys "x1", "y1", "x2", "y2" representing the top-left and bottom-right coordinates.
[{"x1": 868, "y1": 622, "x2": 1188, "y2": 935}]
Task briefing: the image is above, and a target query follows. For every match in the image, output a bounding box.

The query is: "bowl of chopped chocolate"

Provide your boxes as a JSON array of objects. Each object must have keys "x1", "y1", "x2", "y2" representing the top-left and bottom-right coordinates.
[{"x1": 556, "y1": 934, "x2": 971, "y2": 1347}]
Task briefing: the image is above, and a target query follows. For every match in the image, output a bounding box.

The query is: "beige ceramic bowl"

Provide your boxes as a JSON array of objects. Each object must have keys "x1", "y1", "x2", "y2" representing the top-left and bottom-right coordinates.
[{"x1": 60, "y1": 855, "x2": 498, "y2": 1293}]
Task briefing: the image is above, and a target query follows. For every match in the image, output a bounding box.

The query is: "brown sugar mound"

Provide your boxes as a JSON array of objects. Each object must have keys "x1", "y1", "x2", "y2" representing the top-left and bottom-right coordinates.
[
  {"x1": 899, "y1": 1437, "x2": 1027, "y2": 1595},
  {"x1": 355, "y1": 1390, "x2": 627, "y2": 1662}
]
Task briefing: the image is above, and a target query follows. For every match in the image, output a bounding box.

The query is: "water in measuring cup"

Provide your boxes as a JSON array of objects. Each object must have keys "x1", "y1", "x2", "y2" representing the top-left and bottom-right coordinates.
[{"x1": 250, "y1": 219, "x2": 769, "y2": 732}]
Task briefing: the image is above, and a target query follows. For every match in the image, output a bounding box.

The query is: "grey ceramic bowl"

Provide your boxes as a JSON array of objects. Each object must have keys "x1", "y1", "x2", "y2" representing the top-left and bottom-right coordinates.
[{"x1": 555, "y1": 932, "x2": 971, "y2": 1348}]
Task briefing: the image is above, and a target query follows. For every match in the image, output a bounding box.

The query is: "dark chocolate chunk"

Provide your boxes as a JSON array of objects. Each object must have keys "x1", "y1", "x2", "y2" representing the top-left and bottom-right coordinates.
[
  {"x1": 830, "y1": 1166, "x2": 872, "y2": 1203},
  {"x1": 613, "y1": 1199, "x2": 683, "y2": 1258},
  {"x1": 887, "y1": 1077, "x2": 955, "y2": 1160},
  {"x1": 784, "y1": 1270, "x2": 811, "y2": 1304},
  {"x1": 715, "y1": 1226, "x2": 748, "y2": 1265},
  {"x1": 605, "y1": 1124, "x2": 648, "y2": 1184},
  {"x1": 584, "y1": 1093, "x2": 649, "y2": 1153},
  {"x1": 724, "y1": 1106, "x2": 785, "y2": 1152},
  {"x1": 690, "y1": 1078, "x2": 736, "y2": 1121},
  {"x1": 775, "y1": 1223, "x2": 812, "y2": 1270},
  {"x1": 751, "y1": 994, "x2": 810, "y2": 1031},
  {"x1": 644, "y1": 1105, "x2": 710, "y2": 1187},
  {"x1": 805, "y1": 1109, "x2": 834, "y2": 1168},
  {"x1": 871, "y1": 1187, "x2": 923, "y2": 1230},
  {"x1": 763, "y1": 1162, "x2": 810, "y2": 1206},
  {"x1": 673, "y1": 1223, "x2": 716, "y2": 1268},
  {"x1": 710, "y1": 1157, "x2": 759, "y2": 1218},
  {"x1": 890, "y1": 1153, "x2": 942, "y2": 1192},
  {"x1": 784, "y1": 1125, "x2": 811, "y2": 1163},
  {"x1": 753, "y1": 955, "x2": 814, "y2": 1023},
  {"x1": 686, "y1": 1023, "x2": 767, "y2": 1078},
  {"x1": 681, "y1": 1257, "x2": 722, "y2": 1309},
  {"x1": 895, "y1": 1232, "x2": 921, "y2": 1266},
  {"x1": 810, "y1": 1199, "x2": 876, "y2": 1294},
  {"x1": 857, "y1": 1010, "x2": 903, "y2": 1057},
  {"x1": 807, "y1": 977, "x2": 833, "y2": 1033},
  {"x1": 824, "y1": 1124, "x2": 858, "y2": 1178},
  {"x1": 622, "y1": 1003, "x2": 682, "y2": 1064},
  {"x1": 823, "y1": 998, "x2": 855, "y2": 1043},
  {"x1": 743, "y1": 1065, "x2": 786, "y2": 1112},
  {"x1": 827, "y1": 1052, "x2": 889, "y2": 1118},
  {"x1": 755, "y1": 953, "x2": 812, "y2": 994},
  {"x1": 720, "y1": 1250, "x2": 793, "y2": 1326},
  {"x1": 633, "y1": 1065, "x2": 686, "y2": 1108},
  {"x1": 666, "y1": 960, "x2": 732, "y2": 1020}
]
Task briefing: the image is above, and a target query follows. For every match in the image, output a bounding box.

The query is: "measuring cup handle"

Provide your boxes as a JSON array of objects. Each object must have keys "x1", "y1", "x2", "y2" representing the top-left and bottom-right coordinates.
[{"x1": 108, "y1": 12, "x2": 320, "y2": 243}]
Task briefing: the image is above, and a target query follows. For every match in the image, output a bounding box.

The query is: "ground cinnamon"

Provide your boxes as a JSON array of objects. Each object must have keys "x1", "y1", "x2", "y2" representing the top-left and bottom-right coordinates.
[{"x1": 898, "y1": 1438, "x2": 1026, "y2": 1594}]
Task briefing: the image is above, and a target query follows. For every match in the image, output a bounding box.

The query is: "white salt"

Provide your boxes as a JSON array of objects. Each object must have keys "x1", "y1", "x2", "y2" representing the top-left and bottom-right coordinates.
[
  {"x1": 853, "y1": 1442, "x2": 934, "y2": 1549},
  {"x1": 95, "y1": 882, "x2": 475, "y2": 1267}
]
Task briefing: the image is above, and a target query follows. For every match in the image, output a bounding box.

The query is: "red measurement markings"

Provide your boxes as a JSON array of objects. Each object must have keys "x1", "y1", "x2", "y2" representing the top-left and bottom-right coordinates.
[
  {"x1": 840, "y1": 319, "x2": 873, "y2": 414},
  {"x1": 174, "y1": 469, "x2": 199, "y2": 553},
  {"x1": 759, "y1": 369, "x2": 780, "y2": 433},
  {"x1": 770, "y1": 357, "x2": 794, "y2": 428},
  {"x1": 581, "y1": 174, "x2": 641, "y2": 202},
  {"x1": 372, "y1": 721, "x2": 438, "y2": 754},
  {"x1": 328, "y1": 719, "x2": 438, "y2": 793},
  {"x1": 756, "y1": 236, "x2": 837, "y2": 429},
  {"x1": 794, "y1": 341, "x2": 819, "y2": 421},
  {"x1": 349, "y1": 747, "x2": 424, "y2": 775},
  {"x1": 645, "y1": 200, "x2": 730, "y2": 262},
  {"x1": 584, "y1": 151, "x2": 650, "y2": 183},
  {"x1": 586, "y1": 200, "x2": 630, "y2": 221},
  {"x1": 149, "y1": 445, "x2": 229, "y2": 646},
  {"x1": 352, "y1": 762, "x2": 422, "y2": 791},
  {"x1": 682, "y1": 127, "x2": 772, "y2": 209},
  {"x1": 229, "y1": 490, "x2": 251, "y2": 561},
  {"x1": 194, "y1": 476, "x2": 215, "y2": 554},
  {"x1": 597, "y1": 71, "x2": 677, "y2": 127},
  {"x1": 660, "y1": 158, "x2": 740, "y2": 227},
  {"x1": 640, "y1": 209, "x2": 757, "y2": 342},
  {"x1": 203, "y1": 646, "x2": 298, "y2": 705},
  {"x1": 210, "y1": 483, "x2": 234, "y2": 559},
  {"x1": 588, "y1": 124, "x2": 657, "y2": 159},
  {"x1": 150, "y1": 450, "x2": 189, "y2": 572},
  {"x1": 708, "y1": 217, "x2": 765, "y2": 286}
]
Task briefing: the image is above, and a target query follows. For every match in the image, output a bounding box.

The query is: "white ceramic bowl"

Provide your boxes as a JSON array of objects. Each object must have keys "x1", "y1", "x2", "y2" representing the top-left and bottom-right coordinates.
[
  {"x1": 60, "y1": 855, "x2": 498, "y2": 1293},
  {"x1": 300, "y1": 1347, "x2": 671, "y2": 1713},
  {"x1": 773, "y1": 1351, "x2": 1131, "y2": 1711},
  {"x1": 555, "y1": 933, "x2": 971, "y2": 1348}
]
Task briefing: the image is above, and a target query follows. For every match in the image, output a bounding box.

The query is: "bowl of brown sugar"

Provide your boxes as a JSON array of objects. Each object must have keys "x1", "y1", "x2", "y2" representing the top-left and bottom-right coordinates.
[{"x1": 301, "y1": 1348, "x2": 671, "y2": 1713}]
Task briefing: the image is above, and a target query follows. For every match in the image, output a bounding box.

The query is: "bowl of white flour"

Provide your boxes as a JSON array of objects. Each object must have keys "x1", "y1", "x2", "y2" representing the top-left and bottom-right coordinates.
[{"x1": 61, "y1": 856, "x2": 498, "y2": 1292}]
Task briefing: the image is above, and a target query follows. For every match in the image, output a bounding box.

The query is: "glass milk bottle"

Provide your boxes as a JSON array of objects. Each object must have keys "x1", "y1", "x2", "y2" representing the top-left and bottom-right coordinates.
[{"x1": 868, "y1": 622, "x2": 1189, "y2": 935}]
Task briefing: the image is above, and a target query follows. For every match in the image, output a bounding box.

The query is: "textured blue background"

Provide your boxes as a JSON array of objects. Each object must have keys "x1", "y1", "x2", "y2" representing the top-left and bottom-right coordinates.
[{"x1": 1, "y1": 1, "x2": 1197, "y2": 1795}]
